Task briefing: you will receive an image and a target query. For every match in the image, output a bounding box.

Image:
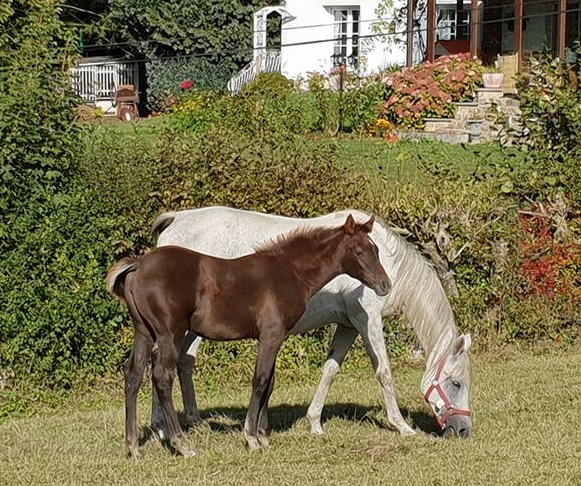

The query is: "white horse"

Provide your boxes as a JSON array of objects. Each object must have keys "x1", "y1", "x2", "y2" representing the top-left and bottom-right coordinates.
[{"x1": 151, "y1": 206, "x2": 473, "y2": 438}]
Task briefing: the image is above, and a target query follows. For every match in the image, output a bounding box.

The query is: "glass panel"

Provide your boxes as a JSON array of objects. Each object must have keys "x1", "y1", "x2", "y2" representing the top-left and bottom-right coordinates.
[
  {"x1": 567, "y1": 0, "x2": 581, "y2": 54},
  {"x1": 332, "y1": 8, "x2": 360, "y2": 68}
]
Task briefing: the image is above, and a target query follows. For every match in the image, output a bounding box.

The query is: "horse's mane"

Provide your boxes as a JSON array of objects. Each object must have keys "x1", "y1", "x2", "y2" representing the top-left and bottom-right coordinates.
[
  {"x1": 253, "y1": 225, "x2": 339, "y2": 257},
  {"x1": 373, "y1": 217, "x2": 458, "y2": 356}
]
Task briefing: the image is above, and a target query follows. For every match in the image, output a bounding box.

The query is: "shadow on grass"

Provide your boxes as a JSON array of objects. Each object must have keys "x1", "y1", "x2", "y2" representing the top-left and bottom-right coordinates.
[{"x1": 175, "y1": 402, "x2": 439, "y2": 436}]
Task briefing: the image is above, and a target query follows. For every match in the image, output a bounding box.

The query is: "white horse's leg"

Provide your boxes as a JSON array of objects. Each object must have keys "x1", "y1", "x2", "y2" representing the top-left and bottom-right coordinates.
[
  {"x1": 355, "y1": 311, "x2": 416, "y2": 436},
  {"x1": 306, "y1": 326, "x2": 359, "y2": 435}
]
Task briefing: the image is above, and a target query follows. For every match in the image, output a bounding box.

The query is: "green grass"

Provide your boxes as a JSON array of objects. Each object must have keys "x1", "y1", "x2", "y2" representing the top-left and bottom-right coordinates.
[
  {"x1": 336, "y1": 137, "x2": 524, "y2": 182},
  {"x1": 1, "y1": 347, "x2": 580, "y2": 486}
]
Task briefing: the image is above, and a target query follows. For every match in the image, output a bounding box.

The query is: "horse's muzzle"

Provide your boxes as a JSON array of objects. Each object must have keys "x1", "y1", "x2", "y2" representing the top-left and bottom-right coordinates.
[
  {"x1": 443, "y1": 415, "x2": 473, "y2": 438},
  {"x1": 374, "y1": 279, "x2": 391, "y2": 297}
]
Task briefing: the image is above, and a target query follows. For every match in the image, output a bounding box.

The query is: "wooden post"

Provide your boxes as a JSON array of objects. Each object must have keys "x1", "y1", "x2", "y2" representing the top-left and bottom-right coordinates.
[
  {"x1": 470, "y1": 0, "x2": 479, "y2": 59},
  {"x1": 456, "y1": 0, "x2": 464, "y2": 39},
  {"x1": 406, "y1": 0, "x2": 414, "y2": 67},
  {"x1": 514, "y1": 0, "x2": 523, "y2": 72},
  {"x1": 558, "y1": 0, "x2": 567, "y2": 59},
  {"x1": 427, "y1": 0, "x2": 436, "y2": 62}
]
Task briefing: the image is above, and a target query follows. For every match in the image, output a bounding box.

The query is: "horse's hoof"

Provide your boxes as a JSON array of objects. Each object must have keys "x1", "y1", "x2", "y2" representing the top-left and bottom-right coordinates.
[
  {"x1": 184, "y1": 414, "x2": 203, "y2": 427},
  {"x1": 126, "y1": 444, "x2": 142, "y2": 459},
  {"x1": 309, "y1": 423, "x2": 324, "y2": 436},
  {"x1": 172, "y1": 440, "x2": 196, "y2": 457},
  {"x1": 257, "y1": 435, "x2": 270, "y2": 449},
  {"x1": 246, "y1": 436, "x2": 261, "y2": 451},
  {"x1": 398, "y1": 425, "x2": 417, "y2": 437},
  {"x1": 180, "y1": 447, "x2": 196, "y2": 458}
]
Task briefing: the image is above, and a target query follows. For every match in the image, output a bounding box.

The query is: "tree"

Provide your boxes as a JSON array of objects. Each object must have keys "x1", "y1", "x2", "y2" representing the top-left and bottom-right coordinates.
[
  {"x1": 105, "y1": 0, "x2": 266, "y2": 69},
  {"x1": 368, "y1": 0, "x2": 427, "y2": 59}
]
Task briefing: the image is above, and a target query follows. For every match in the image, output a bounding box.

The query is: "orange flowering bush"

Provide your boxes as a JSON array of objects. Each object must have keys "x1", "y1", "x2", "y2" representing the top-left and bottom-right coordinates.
[
  {"x1": 381, "y1": 54, "x2": 483, "y2": 129},
  {"x1": 367, "y1": 118, "x2": 397, "y2": 141},
  {"x1": 518, "y1": 206, "x2": 581, "y2": 303}
]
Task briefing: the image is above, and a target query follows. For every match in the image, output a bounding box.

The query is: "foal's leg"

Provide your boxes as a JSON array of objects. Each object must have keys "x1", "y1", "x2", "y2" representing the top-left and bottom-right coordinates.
[
  {"x1": 177, "y1": 333, "x2": 202, "y2": 426},
  {"x1": 306, "y1": 325, "x2": 359, "y2": 435},
  {"x1": 151, "y1": 332, "x2": 201, "y2": 438},
  {"x1": 125, "y1": 328, "x2": 153, "y2": 458},
  {"x1": 356, "y1": 311, "x2": 415, "y2": 436},
  {"x1": 257, "y1": 362, "x2": 276, "y2": 447},
  {"x1": 245, "y1": 332, "x2": 284, "y2": 451},
  {"x1": 152, "y1": 334, "x2": 195, "y2": 457}
]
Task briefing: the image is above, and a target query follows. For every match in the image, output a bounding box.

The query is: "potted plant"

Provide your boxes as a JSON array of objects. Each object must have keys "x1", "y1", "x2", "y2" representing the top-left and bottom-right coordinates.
[
  {"x1": 466, "y1": 112, "x2": 485, "y2": 141},
  {"x1": 482, "y1": 65, "x2": 504, "y2": 89}
]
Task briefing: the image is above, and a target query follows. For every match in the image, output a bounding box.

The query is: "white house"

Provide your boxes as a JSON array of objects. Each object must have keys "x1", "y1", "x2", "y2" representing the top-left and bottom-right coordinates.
[{"x1": 229, "y1": 0, "x2": 480, "y2": 92}]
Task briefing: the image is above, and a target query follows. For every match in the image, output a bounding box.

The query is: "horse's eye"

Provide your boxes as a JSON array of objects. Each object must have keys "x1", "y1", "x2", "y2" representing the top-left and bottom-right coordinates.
[{"x1": 451, "y1": 380, "x2": 461, "y2": 389}]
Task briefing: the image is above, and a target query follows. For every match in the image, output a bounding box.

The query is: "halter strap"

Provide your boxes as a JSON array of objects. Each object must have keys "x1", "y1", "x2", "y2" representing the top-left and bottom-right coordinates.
[{"x1": 424, "y1": 357, "x2": 471, "y2": 429}]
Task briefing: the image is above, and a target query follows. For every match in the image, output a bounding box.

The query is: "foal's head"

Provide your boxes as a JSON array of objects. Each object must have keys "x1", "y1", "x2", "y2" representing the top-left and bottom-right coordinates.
[{"x1": 339, "y1": 214, "x2": 391, "y2": 296}]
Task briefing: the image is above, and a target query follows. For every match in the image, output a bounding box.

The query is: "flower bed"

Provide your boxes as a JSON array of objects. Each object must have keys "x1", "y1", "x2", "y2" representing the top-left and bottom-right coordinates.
[{"x1": 381, "y1": 54, "x2": 483, "y2": 129}]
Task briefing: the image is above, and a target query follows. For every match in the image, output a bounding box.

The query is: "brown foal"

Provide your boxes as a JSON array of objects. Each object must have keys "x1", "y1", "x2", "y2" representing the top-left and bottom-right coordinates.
[{"x1": 106, "y1": 214, "x2": 390, "y2": 458}]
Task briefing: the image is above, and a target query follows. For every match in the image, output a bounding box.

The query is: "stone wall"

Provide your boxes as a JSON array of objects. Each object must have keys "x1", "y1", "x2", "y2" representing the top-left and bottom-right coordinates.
[{"x1": 398, "y1": 88, "x2": 523, "y2": 144}]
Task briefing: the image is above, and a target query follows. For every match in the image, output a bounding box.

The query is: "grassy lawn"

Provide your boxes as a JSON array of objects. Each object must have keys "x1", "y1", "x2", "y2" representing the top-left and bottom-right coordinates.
[
  {"x1": 337, "y1": 137, "x2": 523, "y2": 183},
  {"x1": 1, "y1": 346, "x2": 580, "y2": 486},
  {"x1": 83, "y1": 117, "x2": 526, "y2": 185}
]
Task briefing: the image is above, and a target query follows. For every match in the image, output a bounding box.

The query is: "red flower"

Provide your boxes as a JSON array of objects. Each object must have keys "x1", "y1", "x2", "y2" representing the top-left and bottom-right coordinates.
[{"x1": 180, "y1": 79, "x2": 194, "y2": 90}]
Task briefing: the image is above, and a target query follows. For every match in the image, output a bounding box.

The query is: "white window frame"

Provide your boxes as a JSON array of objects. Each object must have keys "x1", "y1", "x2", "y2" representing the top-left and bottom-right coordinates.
[
  {"x1": 331, "y1": 7, "x2": 360, "y2": 68},
  {"x1": 436, "y1": 2, "x2": 472, "y2": 41}
]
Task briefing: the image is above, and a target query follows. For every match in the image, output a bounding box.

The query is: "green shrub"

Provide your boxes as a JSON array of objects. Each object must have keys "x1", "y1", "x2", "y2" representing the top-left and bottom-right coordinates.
[
  {"x1": 154, "y1": 127, "x2": 370, "y2": 216},
  {"x1": 169, "y1": 90, "x2": 222, "y2": 134},
  {"x1": 340, "y1": 75, "x2": 387, "y2": 135},
  {"x1": 146, "y1": 58, "x2": 233, "y2": 113},
  {"x1": 0, "y1": 189, "x2": 129, "y2": 389},
  {"x1": 517, "y1": 46, "x2": 581, "y2": 205},
  {"x1": 169, "y1": 72, "x2": 321, "y2": 137},
  {"x1": 0, "y1": 0, "x2": 80, "y2": 218}
]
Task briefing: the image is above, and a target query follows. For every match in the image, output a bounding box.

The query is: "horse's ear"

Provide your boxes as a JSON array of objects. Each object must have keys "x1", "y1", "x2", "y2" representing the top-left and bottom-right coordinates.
[
  {"x1": 453, "y1": 333, "x2": 472, "y2": 356},
  {"x1": 344, "y1": 214, "x2": 356, "y2": 235},
  {"x1": 362, "y1": 215, "x2": 375, "y2": 233}
]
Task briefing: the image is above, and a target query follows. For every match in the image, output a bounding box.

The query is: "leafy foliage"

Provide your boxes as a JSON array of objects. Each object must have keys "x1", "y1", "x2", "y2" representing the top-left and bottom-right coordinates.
[
  {"x1": 170, "y1": 71, "x2": 388, "y2": 138},
  {"x1": 105, "y1": 0, "x2": 263, "y2": 66},
  {"x1": 0, "y1": 189, "x2": 129, "y2": 388},
  {"x1": 306, "y1": 70, "x2": 387, "y2": 135},
  {"x1": 517, "y1": 46, "x2": 581, "y2": 204},
  {"x1": 146, "y1": 58, "x2": 232, "y2": 113},
  {"x1": 170, "y1": 72, "x2": 322, "y2": 137},
  {"x1": 0, "y1": 0, "x2": 80, "y2": 217},
  {"x1": 0, "y1": 0, "x2": 85, "y2": 387}
]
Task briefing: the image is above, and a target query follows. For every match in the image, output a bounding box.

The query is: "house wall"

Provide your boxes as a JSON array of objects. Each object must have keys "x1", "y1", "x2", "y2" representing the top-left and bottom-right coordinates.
[{"x1": 279, "y1": 0, "x2": 407, "y2": 79}]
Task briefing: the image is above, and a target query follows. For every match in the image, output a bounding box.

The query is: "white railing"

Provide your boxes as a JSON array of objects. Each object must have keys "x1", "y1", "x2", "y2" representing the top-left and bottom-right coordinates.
[
  {"x1": 227, "y1": 51, "x2": 282, "y2": 94},
  {"x1": 71, "y1": 60, "x2": 139, "y2": 103}
]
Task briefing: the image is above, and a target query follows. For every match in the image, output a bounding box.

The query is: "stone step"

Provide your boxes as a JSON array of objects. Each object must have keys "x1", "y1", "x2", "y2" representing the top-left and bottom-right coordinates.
[
  {"x1": 424, "y1": 117, "x2": 454, "y2": 132},
  {"x1": 476, "y1": 87, "x2": 504, "y2": 105}
]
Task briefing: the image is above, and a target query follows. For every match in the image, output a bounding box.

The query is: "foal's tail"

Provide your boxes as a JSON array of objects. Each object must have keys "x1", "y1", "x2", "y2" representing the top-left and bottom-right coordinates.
[{"x1": 105, "y1": 257, "x2": 139, "y2": 302}]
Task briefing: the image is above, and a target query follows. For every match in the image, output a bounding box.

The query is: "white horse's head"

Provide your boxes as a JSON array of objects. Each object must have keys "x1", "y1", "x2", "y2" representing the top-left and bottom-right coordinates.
[{"x1": 423, "y1": 333, "x2": 472, "y2": 437}]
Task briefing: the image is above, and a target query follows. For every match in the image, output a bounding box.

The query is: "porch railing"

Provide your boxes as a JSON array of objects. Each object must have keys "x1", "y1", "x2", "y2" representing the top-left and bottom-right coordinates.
[
  {"x1": 71, "y1": 60, "x2": 139, "y2": 103},
  {"x1": 227, "y1": 51, "x2": 281, "y2": 94}
]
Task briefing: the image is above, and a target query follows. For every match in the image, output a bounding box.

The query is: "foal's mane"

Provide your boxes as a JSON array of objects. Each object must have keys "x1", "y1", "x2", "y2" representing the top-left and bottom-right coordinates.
[{"x1": 253, "y1": 225, "x2": 340, "y2": 257}]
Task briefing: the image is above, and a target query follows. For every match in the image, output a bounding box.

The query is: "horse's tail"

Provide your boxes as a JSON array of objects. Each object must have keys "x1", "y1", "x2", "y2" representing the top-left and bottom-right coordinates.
[
  {"x1": 151, "y1": 212, "x2": 176, "y2": 240},
  {"x1": 105, "y1": 257, "x2": 139, "y2": 301}
]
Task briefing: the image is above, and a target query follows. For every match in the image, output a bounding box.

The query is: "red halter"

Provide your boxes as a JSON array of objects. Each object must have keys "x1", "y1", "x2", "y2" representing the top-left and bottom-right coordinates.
[{"x1": 424, "y1": 357, "x2": 472, "y2": 429}]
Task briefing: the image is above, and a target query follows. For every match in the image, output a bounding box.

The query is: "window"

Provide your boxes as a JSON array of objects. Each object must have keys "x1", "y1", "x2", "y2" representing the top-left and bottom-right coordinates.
[
  {"x1": 332, "y1": 8, "x2": 360, "y2": 68},
  {"x1": 437, "y1": 3, "x2": 470, "y2": 41}
]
